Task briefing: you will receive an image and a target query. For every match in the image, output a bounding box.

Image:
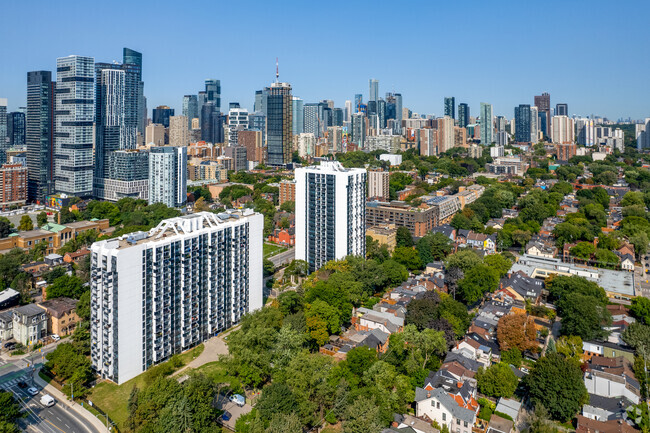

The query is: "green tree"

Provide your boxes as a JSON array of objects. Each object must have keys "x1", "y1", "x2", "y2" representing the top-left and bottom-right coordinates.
[
  {"x1": 557, "y1": 292, "x2": 611, "y2": 340},
  {"x1": 483, "y1": 254, "x2": 513, "y2": 278},
  {"x1": 396, "y1": 226, "x2": 414, "y2": 248},
  {"x1": 342, "y1": 396, "x2": 383, "y2": 433},
  {"x1": 524, "y1": 353, "x2": 588, "y2": 421},
  {"x1": 476, "y1": 363, "x2": 519, "y2": 398},
  {"x1": 630, "y1": 297, "x2": 650, "y2": 325},
  {"x1": 416, "y1": 232, "x2": 453, "y2": 264},
  {"x1": 501, "y1": 348, "x2": 523, "y2": 368},
  {"x1": 445, "y1": 249, "x2": 482, "y2": 273},
  {"x1": 346, "y1": 346, "x2": 378, "y2": 377},
  {"x1": 623, "y1": 323, "x2": 650, "y2": 353},
  {"x1": 36, "y1": 211, "x2": 49, "y2": 227},
  {"x1": 17, "y1": 214, "x2": 33, "y2": 231},
  {"x1": 458, "y1": 264, "x2": 499, "y2": 304},
  {"x1": 256, "y1": 383, "x2": 297, "y2": 421},
  {"x1": 0, "y1": 391, "x2": 23, "y2": 428},
  {"x1": 266, "y1": 413, "x2": 302, "y2": 433},
  {"x1": 76, "y1": 290, "x2": 91, "y2": 321},
  {"x1": 279, "y1": 201, "x2": 295, "y2": 213},
  {"x1": 593, "y1": 248, "x2": 619, "y2": 269},
  {"x1": 0, "y1": 218, "x2": 12, "y2": 238},
  {"x1": 47, "y1": 275, "x2": 86, "y2": 299},
  {"x1": 392, "y1": 246, "x2": 423, "y2": 271},
  {"x1": 521, "y1": 405, "x2": 560, "y2": 433},
  {"x1": 555, "y1": 336, "x2": 583, "y2": 365},
  {"x1": 569, "y1": 242, "x2": 595, "y2": 260}
]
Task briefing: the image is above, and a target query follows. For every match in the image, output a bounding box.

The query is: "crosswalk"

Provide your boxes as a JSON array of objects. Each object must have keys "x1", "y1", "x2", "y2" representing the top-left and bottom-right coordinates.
[{"x1": 0, "y1": 374, "x2": 28, "y2": 391}]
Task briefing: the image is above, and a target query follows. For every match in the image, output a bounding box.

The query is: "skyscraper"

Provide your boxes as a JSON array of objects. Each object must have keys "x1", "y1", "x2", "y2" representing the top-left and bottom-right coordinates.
[
  {"x1": 292, "y1": 97, "x2": 304, "y2": 135},
  {"x1": 514, "y1": 104, "x2": 531, "y2": 143},
  {"x1": 394, "y1": 93, "x2": 402, "y2": 133},
  {"x1": 152, "y1": 106, "x2": 174, "y2": 128},
  {"x1": 7, "y1": 112, "x2": 26, "y2": 147},
  {"x1": 479, "y1": 103, "x2": 493, "y2": 145},
  {"x1": 122, "y1": 48, "x2": 145, "y2": 135},
  {"x1": 94, "y1": 49, "x2": 145, "y2": 201},
  {"x1": 90, "y1": 210, "x2": 263, "y2": 384},
  {"x1": 182, "y1": 95, "x2": 199, "y2": 129},
  {"x1": 344, "y1": 100, "x2": 352, "y2": 123},
  {"x1": 26, "y1": 71, "x2": 55, "y2": 202},
  {"x1": 264, "y1": 82, "x2": 292, "y2": 166},
  {"x1": 534, "y1": 92, "x2": 550, "y2": 138},
  {"x1": 458, "y1": 103, "x2": 469, "y2": 128},
  {"x1": 354, "y1": 94, "x2": 363, "y2": 113},
  {"x1": 148, "y1": 146, "x2": 187, "y2": 208},
  {"x1": 551, "y1": 116, "x2": 575, "y2": 144},
  {"x1": 227, "y1": 107, "x2": 248, "y2": 146},
  {"x1": 55, "y1": 55, "x2": 95, "y2": 197},
  {"x1": 0, "y1": 99, "x2": 7, "y2": 164},
  {"x1": 351, "y1": 113, "x2": 366, "y2": 147},
  {"x1": 205, "y1": 79, "x2": 221, "y2": 112},
  {"x1": 555, "y1": 103, "x2": 568, "y2": 116},
  {"x1": 444, "y1": 97, "x2": 455, "y2": 119},
  {"x1": 530, "y1": 106, "x2": 539, "y2": 143},
  {"x1": 369, "y1": 79, "x2": 379, "y2": 103},
  {"x1": 169, "y1": 115, "x2": 189, "y2": 147},
  {"x1": 295, "y1": 161, "x2": 367, "y2": 272}
]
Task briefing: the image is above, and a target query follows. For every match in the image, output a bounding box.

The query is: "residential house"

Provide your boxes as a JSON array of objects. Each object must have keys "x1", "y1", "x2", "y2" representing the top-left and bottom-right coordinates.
[
  {"x1": 583, "y1": 356, "x2": 641, "y2": 404},
  {"x1": 385, "y1": 414, "x2": 440, "y2": 433},
  {"x1": 575, "y1": 415, "x2": 636, "y2": 433},
  {"x1": 525, "y1": 239, "x2": 557, "y2": 259},
  {"x1": 0, "y1": 311, "x2": 13, "y2": 341},
  {"x1": 414, "y1": 386, "x2": 478, "y2": 433},
  {"x1": 487, "y1": 415, "x2": 513, "y2": 433},
  {"x1": 582, "y1": 394, "x2": 635, "y2": 422},
  {"x1": 63, "y1": 248, "x2": 91, "y2": 264},
  {"x1": 583, "y1": 341, "x2": 636, "y2": 364},
  {"x1": 352, "y1": 307, "x2": 404, "y2": 334},
  {"x1": 0, "y1": 288, "x2": 20, "y2": 310},
  {"x1": 497, "y1": 271, "x2": 544, "y2": 304},
  {"x1": 38, "y1": 297, "x2": 79, "y2": 336},
  {"x1": 494, "y1": 398, "x2": 522, "y2": 424},
  {"x1": 456, "y1": 230, "x2": 497, "y2": 254},
  {"x1": 11, "y1": 304, "x2": 47, "y2": 346}
]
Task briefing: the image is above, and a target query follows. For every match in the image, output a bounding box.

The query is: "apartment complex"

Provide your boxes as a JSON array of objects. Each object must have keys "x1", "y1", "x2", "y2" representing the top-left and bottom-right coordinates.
[
  {"x1": 90, "y1": 210, "x2": 264, "y2": 384},
  {"x1": 0, "y1": 163, "x2": 28, "y2": 208},
  {"x1": 368, "y1": 169, "x2": 389, "y2": 200},
  {"x1": 366, "y1": 201, "x2": 439, "y2": 237},
  {"x1": 295, "y1": 161, "x2": 367, "y2": 272},
  {"x1": 279, "y1": 179, "x2": 296, "y2": 206}
]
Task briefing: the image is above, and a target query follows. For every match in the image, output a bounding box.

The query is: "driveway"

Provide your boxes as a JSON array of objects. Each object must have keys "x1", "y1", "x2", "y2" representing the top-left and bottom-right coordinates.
[{"x1": 213, "y1": 393, "x2": 252, "y2": 431}]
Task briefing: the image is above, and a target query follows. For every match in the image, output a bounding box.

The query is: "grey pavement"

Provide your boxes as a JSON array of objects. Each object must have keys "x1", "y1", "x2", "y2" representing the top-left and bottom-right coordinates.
[
  {"x1": 0, "y1": 356, "x2": 103, "y2": 433},
  {"x1": 268, "y1": 247, "x2": 295, "y2": 267},
  {"x1": 173, "y1": 326, "x2": 237, "y2": 377}
]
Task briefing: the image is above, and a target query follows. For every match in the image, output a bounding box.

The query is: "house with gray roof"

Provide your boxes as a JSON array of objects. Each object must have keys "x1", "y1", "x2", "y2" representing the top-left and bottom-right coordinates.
[
  {"x1": 415, "y1": 387, "x2": 478, "y2": 433},
  {"x1": 12, "y1": 304, "x2": 47, "y2": 346}
]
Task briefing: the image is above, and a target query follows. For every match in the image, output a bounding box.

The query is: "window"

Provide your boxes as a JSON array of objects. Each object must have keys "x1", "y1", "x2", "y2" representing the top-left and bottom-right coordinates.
[
  {"x1": 442, "y1": 413, "x2": 446, "y2": 421},
  {"x1": 457, "y1": 419, "x2": 461, "y2": 425},
  {"x1": 464, "y1": 422, "x2": 468, "y2": 428},
  {"x1": 437, "y1": 402, "x2": 440, "y2": 409}
]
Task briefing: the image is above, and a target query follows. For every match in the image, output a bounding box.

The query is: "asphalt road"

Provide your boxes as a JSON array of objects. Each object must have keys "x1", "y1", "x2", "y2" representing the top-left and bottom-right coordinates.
[
  {"x1": 268, "y1": 247, "x2": 295, "y2": 267},
  {"x1": 0, "y1": 357, "x2": 99, "y2": 433}
]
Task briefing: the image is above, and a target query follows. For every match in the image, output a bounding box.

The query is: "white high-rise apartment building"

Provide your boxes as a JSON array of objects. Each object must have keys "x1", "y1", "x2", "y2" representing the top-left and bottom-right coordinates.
[
  {"x1": 344, "y1": 100, "x2": 353, "y2": 123},
  {"x1": 576, "y1": 118, "x2": 595, "y2": 146},
  {"x1": 169, "y1": 115, "x2": 189, "y2": 147},
  {"x1": 551, "y1": 116, "x2": 575, "y2": 144},
  {"x1": 228, "y1": 107, "x2": 249, "y2": 146},
  {"x1": 368, "y1": 169, "x2": 389, "y2": 200},
  {"x1": 530, "y1": 106, "x2": 539, "y2": 143},
  {"x1": 296, "y1": 133, "x2": 315, "y2": 158},
  {"x1": 55, "y1": 55, "x2": 95, "y2": 196},
  {"x1": 90, "y1": 210, "x2": 264, "y2": 384},
  {"x1": 295, "y1": 161, "x2": 366, "y2": 272},
  {"x1": 480, "y1": 103, "x2": 493, "y2": 145},
  {"x1": 148, "y1": 146, "x2": 187, "y2": 208},
  {"x1": 636, "y1": 119, "x2": 650, "y2": 150}
]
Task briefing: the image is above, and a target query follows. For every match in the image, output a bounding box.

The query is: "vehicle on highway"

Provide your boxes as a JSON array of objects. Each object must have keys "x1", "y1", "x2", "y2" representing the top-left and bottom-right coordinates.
[
  {"x1": 27, "y1": 387, "x2": 39, "y2": 396},
  {"x1": 51, "y1": 334, "x2": 60, "y2": 342},
  {"x1": 40, "y1": 394, "x2": 55, "y2": 407},
  {"x1": 17, "y1": 381, "x2": 28, "y2": 389},
  {"x1": 229, "y1": 394, "x2": 245, "y2": 407}
]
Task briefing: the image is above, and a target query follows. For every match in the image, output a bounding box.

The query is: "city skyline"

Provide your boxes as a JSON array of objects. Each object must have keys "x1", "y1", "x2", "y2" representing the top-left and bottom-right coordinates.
[{"x1": 1, "y1": 1, "x2": 649, "y2": 120}]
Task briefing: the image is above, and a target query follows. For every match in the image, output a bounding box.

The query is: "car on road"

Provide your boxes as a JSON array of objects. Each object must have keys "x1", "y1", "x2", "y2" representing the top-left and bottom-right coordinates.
[
  {"x1": 51, "y1": 334, "x2": 60, "y2": 342},
  {"x1": 17, "y1": 381, "x2": 28, "y2": 389},
  {"x1": 27, "y1": 387, "x2": 39, "y2": 396},
  {"x1": 40, "y1": 394, "x2": 55, "y2": 407}
]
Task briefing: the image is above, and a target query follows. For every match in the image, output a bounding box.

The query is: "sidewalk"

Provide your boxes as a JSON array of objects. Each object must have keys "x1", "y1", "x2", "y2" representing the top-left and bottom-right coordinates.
[
  {"x1": 34, "y1": 371, "x2": 108, "y2": 433},
  {"x1": 172, "y1": 325, "x2": 239, "y2": 377}
]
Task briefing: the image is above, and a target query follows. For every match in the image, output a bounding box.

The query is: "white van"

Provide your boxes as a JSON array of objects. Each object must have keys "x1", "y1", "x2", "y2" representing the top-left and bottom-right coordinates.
[{"x1": 40, "y1": 394, "x2": 55, "y2": 407}]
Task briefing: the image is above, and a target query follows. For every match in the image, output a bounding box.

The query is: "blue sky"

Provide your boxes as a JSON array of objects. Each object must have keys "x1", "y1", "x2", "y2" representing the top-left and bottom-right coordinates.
[{"x1": 1, "y1": 0, "x2": 649, "y2": 120}]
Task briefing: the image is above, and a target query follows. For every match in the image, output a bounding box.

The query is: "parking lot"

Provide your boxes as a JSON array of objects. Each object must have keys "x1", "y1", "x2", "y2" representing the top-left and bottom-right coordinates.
[{"x1": 213, "y1": 393, "x2": 253, "y2": 430}]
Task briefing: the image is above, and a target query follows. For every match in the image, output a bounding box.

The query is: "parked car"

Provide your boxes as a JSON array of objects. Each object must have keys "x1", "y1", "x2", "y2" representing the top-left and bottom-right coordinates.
[
  {"x1": 520, "y1": 367, "x2": 530, "y2": 374},
  {"x1": 27, "y1": 387, "x2": 39, "y2": 396},
  {"x1": 40, "y1": 394, "x2": 55, "y2": 407},
  {"x1": 3, "y1": 342, "x2": 15, "y2": 349},
  {"x1": 221, "y1": 411, "x2": 231, "y2": 421},
  {"x1": 229, "y1": 394, "x2": 245, "y2": 407},
  {"x1": 51, "y1": 334, "x2": 60, "y2": 342}
]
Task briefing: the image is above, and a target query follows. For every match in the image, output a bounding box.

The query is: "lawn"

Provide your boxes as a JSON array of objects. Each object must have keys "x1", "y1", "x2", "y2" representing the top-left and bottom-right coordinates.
[
  {"x1": 263, "y1": 242, "x2": 288, "y2": 259},
  {"x1": 88, "y1": 344, "x2": 204, "y2": 428}
]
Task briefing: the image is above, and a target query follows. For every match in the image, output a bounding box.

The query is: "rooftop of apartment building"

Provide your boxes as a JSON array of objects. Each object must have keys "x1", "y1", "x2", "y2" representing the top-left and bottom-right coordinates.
[{"x1": 98, "y1": 210, "x2": 258, "y2": 251}]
